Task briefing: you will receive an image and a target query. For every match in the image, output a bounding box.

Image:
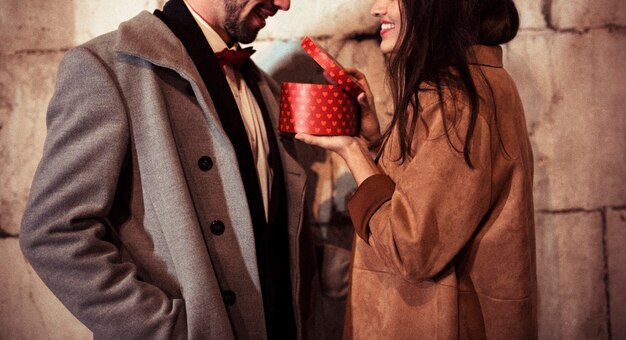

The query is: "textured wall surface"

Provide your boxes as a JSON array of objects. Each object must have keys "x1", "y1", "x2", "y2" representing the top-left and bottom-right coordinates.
[{"x1": 0, "y1": 0, "x2": 624, "y2": 339}]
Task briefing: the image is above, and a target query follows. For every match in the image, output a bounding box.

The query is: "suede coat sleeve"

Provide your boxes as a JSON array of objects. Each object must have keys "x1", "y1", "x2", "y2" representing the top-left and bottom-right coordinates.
[{"x1": 348, "y1": 92, "x2": 493, "y2": 285}]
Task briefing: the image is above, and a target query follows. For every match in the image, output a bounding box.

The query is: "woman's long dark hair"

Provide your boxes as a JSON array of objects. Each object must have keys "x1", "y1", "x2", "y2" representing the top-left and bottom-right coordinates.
[{"x1": 379, "y1": 0, "x2": 519, "y2": 167}]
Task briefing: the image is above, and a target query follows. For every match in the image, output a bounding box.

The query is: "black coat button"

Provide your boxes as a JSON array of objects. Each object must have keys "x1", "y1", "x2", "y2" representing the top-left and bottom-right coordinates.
[
  {"x1": 222, "y1": 290, "x2": 236, "y2": 306},
  {"x1": 210, "y1": 220, "x2": 225, "y2": 235},
  {"x1": 198, "y1": 156, "x2": 213, "y2": 171}
]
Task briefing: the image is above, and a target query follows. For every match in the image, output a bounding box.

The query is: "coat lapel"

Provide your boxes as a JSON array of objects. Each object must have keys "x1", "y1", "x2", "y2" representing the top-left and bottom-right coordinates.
[{"x1": 154, "y1": 0, "x2": 268, "y2": 232}]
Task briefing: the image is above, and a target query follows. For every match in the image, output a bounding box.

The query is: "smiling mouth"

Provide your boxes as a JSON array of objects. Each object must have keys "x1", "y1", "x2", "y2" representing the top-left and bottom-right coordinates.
[
  {"x1": 254, "y1": 7, "x2": 269, "y2": 20},
  {"x1": 380, "y1": 22, "x2": 395, "y2": 36}
]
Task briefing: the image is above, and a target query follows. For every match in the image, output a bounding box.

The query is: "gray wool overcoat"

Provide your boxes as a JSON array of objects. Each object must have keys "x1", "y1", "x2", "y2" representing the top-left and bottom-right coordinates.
[{"x1": 20, "y1": 11, "x2": 321, "y2": 340}]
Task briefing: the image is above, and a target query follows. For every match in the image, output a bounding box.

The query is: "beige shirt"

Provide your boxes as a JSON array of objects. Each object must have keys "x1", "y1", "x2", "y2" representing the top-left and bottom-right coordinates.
[{"x1": 185, "y1": 1, "x2": 272, "y2": 220}]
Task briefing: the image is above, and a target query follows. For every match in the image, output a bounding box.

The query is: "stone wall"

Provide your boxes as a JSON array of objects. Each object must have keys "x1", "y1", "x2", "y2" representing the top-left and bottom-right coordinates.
[{"x1": 0, "y1": 0, "x2": 624, "y2": 339}]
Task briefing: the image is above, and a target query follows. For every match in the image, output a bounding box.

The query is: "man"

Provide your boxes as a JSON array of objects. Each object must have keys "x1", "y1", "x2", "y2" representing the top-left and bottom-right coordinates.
[{"x1": 19, "y1": 0, "x2": 321, "y2": 338}]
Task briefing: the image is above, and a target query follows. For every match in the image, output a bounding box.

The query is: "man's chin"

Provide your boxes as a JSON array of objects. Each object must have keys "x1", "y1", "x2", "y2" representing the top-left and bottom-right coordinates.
[
  {"x1": 226, "y1": 26, "x2": 260, "y2": 44},
  {"x1": 237, "y1": 34, "x2": 259, "y2": 44},
  {"x1": 234, "y1": 32, "x2": 260, "y2": 45}
]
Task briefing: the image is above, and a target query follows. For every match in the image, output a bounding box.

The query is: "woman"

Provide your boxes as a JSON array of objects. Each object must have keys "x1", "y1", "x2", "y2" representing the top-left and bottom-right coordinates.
[{"x1": 296, "y1": 0, "x2": 537, "y2": 338}]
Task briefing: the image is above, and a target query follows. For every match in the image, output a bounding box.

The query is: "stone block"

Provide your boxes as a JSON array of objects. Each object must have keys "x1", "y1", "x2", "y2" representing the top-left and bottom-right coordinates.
[
  {"x1": 503, "y1": 32, "x2": 552, "y2": 133},
  {"x1": 0, "y1": 52, "x2": 64, "y2": 235},
  {"x1": 550, "y1": 0, "x2": 626, "y2": 29},
  {"x1": 607, "y1": 208, "x2": 626, "y2": 340},
  {"x1": 72, "y1": 0, "x2": 164, "y2": 45},
  {"x1": 505, "y1": 30, "x2": 626, "y2": 210},
  {"x1": 514, "y1": 0, "x2": 547, "y2": 29},
  {"x1": 0, "y1": 0, "x2": 75, "y2": 53},
  {"x1": 535, "y1": 211, "x2": 609, "y2": 340},
  {"x1": 0, "y1": 0, "x2": 163, "y2": 53},
  {"x1": 258, "y1": 0, "x2": 378, "y2": 40},
  {"x1": 0, "y1": 239, "x2": 91, "y2": 339}
]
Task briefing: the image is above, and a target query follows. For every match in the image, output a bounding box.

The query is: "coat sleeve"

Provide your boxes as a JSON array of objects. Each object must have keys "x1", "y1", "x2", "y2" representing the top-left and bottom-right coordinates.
[
  {"x1": 347, "y1": 97, "x2": 493, "y2": 284},
  {"x1": 19, "y1": 47, "x2": 187, "y2": 339}
]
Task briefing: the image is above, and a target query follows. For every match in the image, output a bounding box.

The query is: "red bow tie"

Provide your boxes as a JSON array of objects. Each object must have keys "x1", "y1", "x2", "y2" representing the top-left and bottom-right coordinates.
[{"x1": 214, "y1": 47, "x2": 256, "y2": 68}]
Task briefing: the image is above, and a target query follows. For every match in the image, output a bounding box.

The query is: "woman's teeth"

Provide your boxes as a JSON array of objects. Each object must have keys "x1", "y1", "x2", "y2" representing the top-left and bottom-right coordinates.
[{"x1": 381, "y1": 23, "x2": 395, "y2": 30}]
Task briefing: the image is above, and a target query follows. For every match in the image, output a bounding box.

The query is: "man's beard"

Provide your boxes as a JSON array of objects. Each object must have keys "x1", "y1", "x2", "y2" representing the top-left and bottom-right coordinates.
[{"x1": 224, "y1": 2, "x2": 260, "y2": 44}]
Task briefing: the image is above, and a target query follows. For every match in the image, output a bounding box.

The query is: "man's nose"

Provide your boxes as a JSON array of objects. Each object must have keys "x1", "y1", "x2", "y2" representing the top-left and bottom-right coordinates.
[{"x1": 273, "y1": 0, "x2": 290, "y2": 11}]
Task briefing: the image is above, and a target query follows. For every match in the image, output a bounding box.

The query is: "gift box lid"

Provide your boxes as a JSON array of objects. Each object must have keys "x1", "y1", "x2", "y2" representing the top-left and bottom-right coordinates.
[{"x1": 300, "y1": 36, "x2": 364, "y2": 97}]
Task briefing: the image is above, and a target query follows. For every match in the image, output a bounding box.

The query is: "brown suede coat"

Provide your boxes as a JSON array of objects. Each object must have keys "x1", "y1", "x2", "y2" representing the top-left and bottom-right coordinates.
[{"x1": 345, "y1": 45, "x2": 537, "y2": 339}]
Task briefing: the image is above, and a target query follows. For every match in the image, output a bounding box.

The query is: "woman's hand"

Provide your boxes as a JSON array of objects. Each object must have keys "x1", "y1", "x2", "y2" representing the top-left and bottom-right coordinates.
[
  {"x1": 293, "y1": 134, "x2": 355, "y2": 158},
  {"x1": 294, "y1": 134, "x2": 380, "y2": 185},
  {"x1": 343, "y1": 68, "x2": 382, "y2": 146}
]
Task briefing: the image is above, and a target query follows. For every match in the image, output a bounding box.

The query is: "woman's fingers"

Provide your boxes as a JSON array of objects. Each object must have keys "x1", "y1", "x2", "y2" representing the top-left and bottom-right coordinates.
[
  {"x1": 294, "y1": 133, "x2": 320, "y2": 146},
  {"x1": 325, "y1": 67, "x2": 366, "y2": 88},
  {"x1": 356, "y1": 92, "x2": 382, "y2": 144},
  {"x1": 295, "y1": 133, "x2": 337, "y2": 150},
  {"x1": 321, "y1": 67, "x2": 381, "y2": 144},
  {"x1": 357, "y1": 92, "x2": 371, "y2": 110},
  {"x1": 344, "y1": 67, "x2": 365, "y2": 80},
  {"x1": 323, "y1": 71, "x2": 337, "y2": 85},
  {"x1": 295, "y1": 133, "x2": 356, "y2": 154}
]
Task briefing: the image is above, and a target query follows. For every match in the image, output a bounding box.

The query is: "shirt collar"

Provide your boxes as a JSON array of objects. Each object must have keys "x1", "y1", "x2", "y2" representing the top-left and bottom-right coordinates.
[{"x1": 183, "y1": 0, "x2": 238, "y2": 52}]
